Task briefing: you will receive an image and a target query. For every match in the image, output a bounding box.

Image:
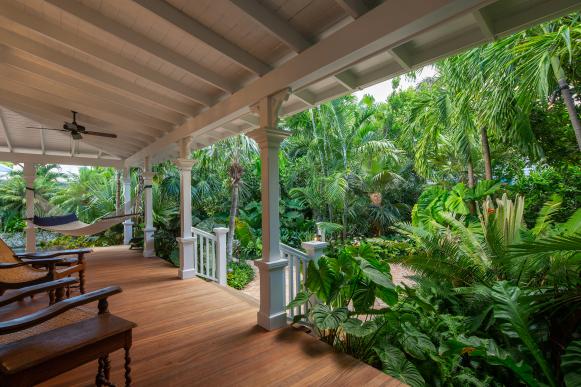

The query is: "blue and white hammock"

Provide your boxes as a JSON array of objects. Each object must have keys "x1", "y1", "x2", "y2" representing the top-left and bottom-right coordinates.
[{"x1": 32, "y1": 212, "x2": 135, "y2": 237}]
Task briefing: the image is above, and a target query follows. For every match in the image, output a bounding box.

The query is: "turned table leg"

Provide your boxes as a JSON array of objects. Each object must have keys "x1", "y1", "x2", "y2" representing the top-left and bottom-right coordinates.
[{"x1": 124, "y1": 345, "x2": 132, "y2": 386}]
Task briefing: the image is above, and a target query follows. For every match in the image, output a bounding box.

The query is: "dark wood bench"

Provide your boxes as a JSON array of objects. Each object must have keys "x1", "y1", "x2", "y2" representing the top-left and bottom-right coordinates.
[{"x1": 0, "y1": 278, "x2": 136, "y2": 387}]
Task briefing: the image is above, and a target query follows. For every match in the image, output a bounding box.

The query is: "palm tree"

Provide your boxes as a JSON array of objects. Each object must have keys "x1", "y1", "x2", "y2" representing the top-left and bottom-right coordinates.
[{"x1": 500, "y1": 14, "x2": 581, "y2": 150}]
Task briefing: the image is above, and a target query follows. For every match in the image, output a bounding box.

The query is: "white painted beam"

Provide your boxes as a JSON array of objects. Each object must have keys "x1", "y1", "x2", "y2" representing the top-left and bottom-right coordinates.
[
  {"x1": 229, "y1": 0, "x2": 311, "y2": 52},
  {"x1": 134, "y1": 0, "x2": 270, "y2": 76},
  {"x1": 473, "y1": 9, "x2": 495, "y2": 40},
  {"x1": 0, "y1": 108, "x2": 13, "y2": 152},
  {"x1": 0, "y1": 80, "x2": 162, "y2": 141},
  {"x1": 0, "y1": 28, "x2": 198, "y2": 117},
  {"x1": 46, "y1": 0, "x2": 236, "y2": 93},
  {"x1": 389, "y1": 46, "x2": 413, "y2": 71},
  {"x1": 333, "y1": 70, "x2": 358, "y2": 90},
  {"x1": 0, "y1": 2, "x2": 212, "y2": 108},
  {"x1": 0, "y1": 66, "x2": 174, "y2": 131},
  {"x1": 3, "y1": 53, "x2": 184, "y2": 125},
  {"x1": 0, "y1": 151, "x2": 123, "y2": 168},
  {"x1": 335, "y1": 0, "x2": 368, "y2": 19},
  {"x1": 0, "y1": 97, "x2": 150, "y2": 155}
]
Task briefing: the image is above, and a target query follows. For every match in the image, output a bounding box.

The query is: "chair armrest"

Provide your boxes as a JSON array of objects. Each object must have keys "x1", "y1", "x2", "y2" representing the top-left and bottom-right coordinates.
[
  {"x1": 0, "y1": 286, "x2": 122, "y2": 335},
  {"x1": 15, "y1": 248, "x2": 92, "y2": 259},
  {"x1": 0, "y1": 278, "x2": 78, "y2": 308},
  {"x1": 0, "y1": 258, "x2": 64, "y2": 268}
]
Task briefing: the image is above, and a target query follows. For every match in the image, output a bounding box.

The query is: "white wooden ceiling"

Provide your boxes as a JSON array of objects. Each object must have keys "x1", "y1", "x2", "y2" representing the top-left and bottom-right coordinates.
[{"x1": 0, "y1": 0, "x2": 578, "y2": 168}]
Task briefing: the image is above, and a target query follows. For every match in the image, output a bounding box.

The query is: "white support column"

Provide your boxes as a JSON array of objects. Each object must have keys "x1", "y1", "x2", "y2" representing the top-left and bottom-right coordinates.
[
  {"x1": 23, "y1": 163, "x2": 36, "y2": 252},
  {"x1": 248, "y1": 89, "x2": 291, "y2": 330},
  {"x1": 122, "y1": 167, "x2": 133, "y2": 245},
  {"x1": 175, "y1": 137, "x2": 196, "y2": 279},
  {"x1": 302, "y1": 241, "x2": 329, "y2": 263},
  {"x1": 213, "y1": 227, "x2": 228, "y2": 285},
  {"x1": 143, "y1": 157, "x2": 156, "y2": 257}
]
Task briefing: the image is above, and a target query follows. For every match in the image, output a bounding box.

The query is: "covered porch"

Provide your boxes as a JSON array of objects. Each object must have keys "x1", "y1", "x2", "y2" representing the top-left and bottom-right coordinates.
[{"x1": 0, "y1": 246, "x2": 397, "y2": 386}]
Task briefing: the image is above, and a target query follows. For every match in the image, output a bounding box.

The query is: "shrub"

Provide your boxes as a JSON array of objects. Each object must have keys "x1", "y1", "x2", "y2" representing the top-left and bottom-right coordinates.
[{"x1": 227, "y1": 261, "x2": 255, "y2": 290}]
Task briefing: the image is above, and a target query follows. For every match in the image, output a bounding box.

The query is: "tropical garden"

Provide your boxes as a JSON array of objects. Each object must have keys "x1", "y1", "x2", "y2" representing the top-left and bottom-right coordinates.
[{"x1": 1, "y1": 14, "x2": 580, "y2": 386}]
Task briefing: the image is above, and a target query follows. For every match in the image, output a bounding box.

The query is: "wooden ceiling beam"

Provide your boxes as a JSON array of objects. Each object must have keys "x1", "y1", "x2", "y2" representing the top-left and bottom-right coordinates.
[
  {"x1": 46, "y1": 0, "x2": 236, "y2": 94},
  {"x1": 229, "y1": 0, "x2": 310, "y2": 52},
  {"x1": 0, "y1": 151, "x2": 123, "y2": 168},
  {"x1": 2, "y1": 53, "x2": 185, "y2": 125},
  {"x1": 0, "y1": 2, "x2": 212, "y2": 108},
  {"x1": 335, "y1": 0, "x2": 368, "y2": 19},
  {"x1": 134, "y1": 0, "x2": 271, "y2": 76},
  {"x1": 0, "y1": 108, "x2": 13, "y2": 152},
  {"x1": 0, "y1": 29, "x2": 198, "y2": 117}
]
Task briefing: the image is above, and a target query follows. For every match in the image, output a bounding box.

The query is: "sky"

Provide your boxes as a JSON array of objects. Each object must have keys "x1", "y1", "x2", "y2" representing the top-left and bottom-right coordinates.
[{"x1": 10, "y1": 66, "x2": 437, "y2": 176}]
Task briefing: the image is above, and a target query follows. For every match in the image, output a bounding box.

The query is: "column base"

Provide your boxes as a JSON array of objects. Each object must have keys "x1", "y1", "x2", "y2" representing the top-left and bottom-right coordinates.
[
  {"x1": 256, "y1": 258, "x2": 288, "y2": 331},
  {"x1": 143, "y1": 227, "x2": 156, "y2": 257},
  {"x1": 178, "y1": 268, "x2": 197, "y2": 280},
  {"x1": 177, "y1": 236, "x2": 195, "y2": 280},
  {"x1": 123, "y1": 220, "x2": 134, "y2": 245}
]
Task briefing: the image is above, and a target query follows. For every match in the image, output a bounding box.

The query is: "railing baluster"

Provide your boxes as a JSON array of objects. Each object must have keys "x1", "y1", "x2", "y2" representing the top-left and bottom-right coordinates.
[{"x1": 288, "y1": 252, "x2": 294, "y2": 319}]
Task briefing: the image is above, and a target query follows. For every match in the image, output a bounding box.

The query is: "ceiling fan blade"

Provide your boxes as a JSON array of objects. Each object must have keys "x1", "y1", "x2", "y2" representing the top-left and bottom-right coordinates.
[
  {"x1": 83, "y1": 130, "x2": 117, "y2": 138},
  {"x1": 26, "y1": 126, "x2": 69, "y2": 132}
]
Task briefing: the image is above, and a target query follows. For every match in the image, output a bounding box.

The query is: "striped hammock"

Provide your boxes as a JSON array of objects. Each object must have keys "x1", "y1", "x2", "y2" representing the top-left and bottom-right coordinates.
[{"x1": 32, "y1": 212, "x2": 135, "y2": 237}]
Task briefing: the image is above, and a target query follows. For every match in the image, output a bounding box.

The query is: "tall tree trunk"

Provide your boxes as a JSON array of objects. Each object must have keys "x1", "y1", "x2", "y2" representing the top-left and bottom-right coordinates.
[
  {"x1": 467, "y1": 159, "x2": 476, "y2": 214},
  {"x1": 550, "y1": 57, "x2": 581, "y2": 151},
  {"x1": 116, "y1": 170, "x2": 122, "y2": 214},
  {"x1": 227, "y1": 181, "x2": 239, "y2": 262},
  {"x1": 480, "y1": 127, "x2": 493, "y2": 180}
]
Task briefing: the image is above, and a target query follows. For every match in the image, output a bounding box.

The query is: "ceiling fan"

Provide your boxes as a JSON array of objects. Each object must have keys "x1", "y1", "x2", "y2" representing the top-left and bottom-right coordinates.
[{"x1": 27, "y1": 111, "x2": 117, "y2": 140}]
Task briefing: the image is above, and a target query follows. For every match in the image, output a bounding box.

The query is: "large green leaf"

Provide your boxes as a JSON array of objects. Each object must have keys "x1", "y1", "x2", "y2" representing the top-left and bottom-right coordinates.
[
  {"x1": 490, "y1": 282, "x2": 557, "y2": 387},
  {"x1": 400, "y1": 323, "x2": 436, "y2": 360},
  {"x1": 355, "y1": 257, "x2": 395, "y2": 289},
  {"x1": 341, "y1": 318, "x2": 378, "y2": 337},
  {"x1": 377, "y1": 346, "x2": 425, "y2": 387},
  {"x1": 287, "y1": 291, "x2": 312, "y2": 309},
  {"x1": 442, "y1": 335, "x2": 539, "y2": 386},
  {"x1": 562, "y1": 339, "x2": 581, "y2": 387},
  {"x1": 305, "y1": 258, "x2": 337, "y2": 303},
  {"x1": 312, "y1": 304, "x2": 348, "y2": 330}
]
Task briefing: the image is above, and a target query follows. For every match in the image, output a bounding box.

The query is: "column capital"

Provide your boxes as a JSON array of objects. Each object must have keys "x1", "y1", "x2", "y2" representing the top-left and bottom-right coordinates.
[
  {"x1": 174, "y1": 158, "x2": 196, "y2": 171},
  {"x1": 251, "y1": 88, "x2": 291, "y2": 128},
  {"x1": 142, "y1": 171, "x2": 155, "y2": 182},
  {"x1": 213, "y1": 227, "x2": 229, "y2": 235},
  {"x1": 247, "y1": 127, "x2": 290, "y2": 148}
]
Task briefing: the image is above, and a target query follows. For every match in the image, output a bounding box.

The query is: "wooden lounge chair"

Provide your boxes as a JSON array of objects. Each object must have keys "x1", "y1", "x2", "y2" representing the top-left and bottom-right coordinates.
[
  {"x1": 0, "y1": 238, "x2": 90, "y2": 296},
  {"x1": 0, "y1": 278, "x2": 136, "y2": 386}
]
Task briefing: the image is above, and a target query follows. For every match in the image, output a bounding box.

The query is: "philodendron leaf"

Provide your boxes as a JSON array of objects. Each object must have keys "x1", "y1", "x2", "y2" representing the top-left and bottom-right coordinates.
[
  {"x1": 400, "y1": 322, "x2": 436, "y2": 360},
  {"x1": 376, "y1": 286, "x2": 398, "y2": 306},
  {"x1": 312, "y1": 304, "x2": 348, "y2": 330},
  {"x1": 305, "y1": 258, "x2": 336, "y2": 303},
  {"x1": 341, "y1": 318, "x2": 378, "y2": 337},
  {"x1": 355, "y1": 257, "x2": 395, "y2": 289},
  {"x1": 442, "y1": 335, "x2": 539, "y2": 387},
  {"x1": 287, "y1": 291, "x2": 312, "y2": 309},
  {"x1": 562, "y1": 339, "x2": 581, "y2": 387},
  {"x1": 377, "y1": 346, "x2": 425, "y2": 387}
]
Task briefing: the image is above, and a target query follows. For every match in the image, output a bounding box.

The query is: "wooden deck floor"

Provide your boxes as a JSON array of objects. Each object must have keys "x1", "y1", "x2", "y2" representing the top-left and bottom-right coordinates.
[{"x1": 1, "y1": 247, "x2": 400, "y2": 386}]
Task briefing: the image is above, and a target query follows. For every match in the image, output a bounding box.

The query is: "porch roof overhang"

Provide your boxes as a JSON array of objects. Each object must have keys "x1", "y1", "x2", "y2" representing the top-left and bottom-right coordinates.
[{"x1": 0, "y1": 0, "x2": 578, "y2": 168}]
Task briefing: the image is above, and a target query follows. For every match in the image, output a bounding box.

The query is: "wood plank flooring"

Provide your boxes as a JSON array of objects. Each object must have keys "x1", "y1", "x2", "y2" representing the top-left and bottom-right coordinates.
[{"x1": 1, "y1": 247, "x2": 401, "y2": 386}]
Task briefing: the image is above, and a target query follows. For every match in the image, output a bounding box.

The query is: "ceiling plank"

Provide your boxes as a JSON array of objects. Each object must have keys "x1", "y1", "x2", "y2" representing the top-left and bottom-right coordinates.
[
  {"x1": 0, "y1": 93, "x2": 153, "y2": 150},
  {"x1": 46, "y1": 0, "x2": 236, "y2": 94},
  {"x1": 335, "y1": 0, "x2": 368, "y2": 19},
  {"x1": 2, "y1": 53, "x2": 184, "y2": 125},
  {"x1": 0, "y1": 77, "x2": 165, "y2": 139},
  {"x1": 0, "y1": 2, "x2": 212, "y2": 108},
  {"x1": 4, "y1": 109, "x2": 128, "y2": 159},
  {"x1": 134, "y1": 0, "x2": 270, "y2": 76},
  {"x1": 0, "y1": 151, "x2": 123, "y2": 168},
  {"x1": 0, "y1": 65, "x2": 174, "y2": 131},
  {"x1": 0, "y1": 29, "x2": 198, "y2": 117},
  {"x1": 0, "y1": 108, "x2": 13, "y2": 152},
  {"x1": 229, "y1": 0, "x2": 310, "y2": 52}
]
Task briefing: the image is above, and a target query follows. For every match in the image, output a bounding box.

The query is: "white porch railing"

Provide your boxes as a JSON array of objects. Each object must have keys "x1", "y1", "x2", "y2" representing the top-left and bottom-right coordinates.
[
  {"x1": 191, "y1": 226, "x2": 228, "y2": 285},
  {"x1": 280, "y1": 243, "x2": 309, "y2": 320}
]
